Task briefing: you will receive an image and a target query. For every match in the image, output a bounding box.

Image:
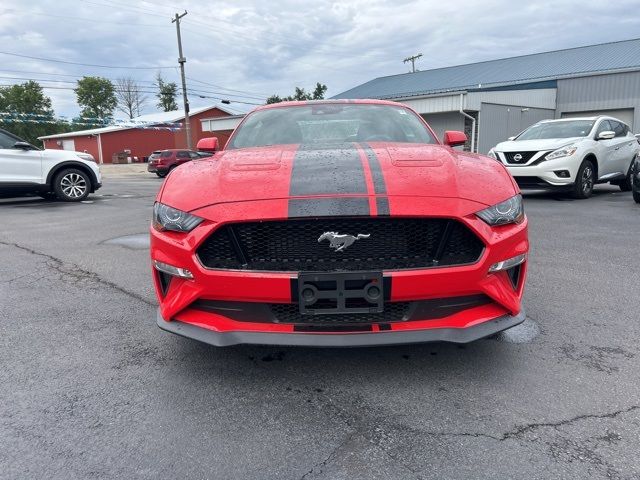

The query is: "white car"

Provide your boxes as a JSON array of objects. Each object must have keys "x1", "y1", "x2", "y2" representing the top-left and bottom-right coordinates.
[
  {"x1": 488, "y1": 117, "x2": 639, "y2": 199},
  {"x1": 0, "y1": 128, "x2": 102, "y2": 201}
]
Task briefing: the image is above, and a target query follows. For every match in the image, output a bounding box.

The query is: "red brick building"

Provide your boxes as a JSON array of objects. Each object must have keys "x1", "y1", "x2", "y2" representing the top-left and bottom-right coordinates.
[{"x1": 39, "y1": 105, "x2": 238, "y2": 164}]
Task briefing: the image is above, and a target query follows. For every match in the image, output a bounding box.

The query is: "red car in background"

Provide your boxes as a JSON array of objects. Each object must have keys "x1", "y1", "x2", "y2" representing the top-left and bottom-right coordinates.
[
  {"x1": 151, "y1": 99, "x2": 528, "y2": 347},
  {"x1": 147, "y1": 149, "x2": 213, "y2": 177}
]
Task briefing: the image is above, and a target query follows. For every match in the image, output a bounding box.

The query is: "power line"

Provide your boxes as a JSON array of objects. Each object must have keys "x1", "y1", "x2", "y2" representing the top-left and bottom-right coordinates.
[
  {"x1": 0, "y1": 51, "x2": 175, "y2": 70},
  {"x1": 9, "y1": 9, "x2": 166, "y2": 27},
  {"x1": 81, "y1": 0, "x2": 368, "y2": 75},
  {"x1": 0, "y1": 74, "x2": 266, "y2": 101},
  {"x1": 185, "y1": 76, "x2": 272, "y2": 98},
  {"x1": 0, "y1": 70, "x2": 264, "y2": 95}
]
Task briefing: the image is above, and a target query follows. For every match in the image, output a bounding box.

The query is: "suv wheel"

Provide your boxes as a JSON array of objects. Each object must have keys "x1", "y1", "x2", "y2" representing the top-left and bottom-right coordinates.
[
  {"x1": 54, "y1": 168, "x2": 91, "y2": 202},
  {"x1": 618, "y1": 161, "x2": 634, "y2": 192},
  {"x1": 572, "y1": 159, "x2": 595, "y2": 199},
  {"x1": 156, "y1": 171, "x2": 167, "y2": 178}
]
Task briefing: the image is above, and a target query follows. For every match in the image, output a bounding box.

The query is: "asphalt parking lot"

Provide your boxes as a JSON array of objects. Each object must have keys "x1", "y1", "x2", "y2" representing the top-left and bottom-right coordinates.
[{"x1": 1, "y1": 172, "x2": 639, "y2": 480}]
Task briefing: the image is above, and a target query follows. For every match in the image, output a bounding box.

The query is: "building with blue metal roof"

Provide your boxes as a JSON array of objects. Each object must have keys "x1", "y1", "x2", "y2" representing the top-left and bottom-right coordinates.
[{"x1": 334, "y1": 38, "x2": 640, "y2": 153}]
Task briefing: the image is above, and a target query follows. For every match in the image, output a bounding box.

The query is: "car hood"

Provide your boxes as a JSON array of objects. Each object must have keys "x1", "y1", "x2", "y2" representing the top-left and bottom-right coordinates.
[
  {"x1": 159, "y1": 143, "x2": 517, "y2": 213},
  {"x1": 494, "y1": 137, "x2": 583, "y2": 152},
  {"x1": 42, "y1": 149, "x2": 83, "y2": 159}
]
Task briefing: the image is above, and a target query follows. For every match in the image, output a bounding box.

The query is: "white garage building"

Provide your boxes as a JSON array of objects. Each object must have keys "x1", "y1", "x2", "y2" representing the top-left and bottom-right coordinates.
[{"x1": 332, "y1": 38, "x2": 640, "y2": 153}]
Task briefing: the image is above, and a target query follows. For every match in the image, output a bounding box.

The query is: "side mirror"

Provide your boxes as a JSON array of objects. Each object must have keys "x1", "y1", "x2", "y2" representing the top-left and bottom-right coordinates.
[
  {"x1": 597, "y1": 131, "x2": 615, "y2": 140},
  {"x1": 196, "y1": 136, "x2": 219, "y2": 154},
  {"x1": 507, "y1": 136, "x2": 516, "y2": 141},
  {"x1": 443, "y1": 131, "x2": 467, "y2": 147},
  {"x1": 13, "y1": 141, "x2": 33, "y2": 150}
]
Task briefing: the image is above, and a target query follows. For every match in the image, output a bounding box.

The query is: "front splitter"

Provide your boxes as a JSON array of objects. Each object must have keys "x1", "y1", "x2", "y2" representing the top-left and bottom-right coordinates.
[{"x1": 156, "y1": 309, "x2": 526, "y2": 347}]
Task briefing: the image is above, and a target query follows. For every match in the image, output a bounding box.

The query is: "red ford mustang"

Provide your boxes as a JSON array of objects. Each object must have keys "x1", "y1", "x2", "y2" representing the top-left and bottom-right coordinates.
[{"x1": 151, "y1": 99, "x2": 528, "y2": 347}]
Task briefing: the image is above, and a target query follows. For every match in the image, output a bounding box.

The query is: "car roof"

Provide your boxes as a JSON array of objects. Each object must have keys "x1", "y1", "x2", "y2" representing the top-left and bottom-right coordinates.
[
  {"x1": 252, "y1": 98, "x2": 407, "y2": 112},
  {"x1": 537, "y1": 115, "x2": 626, "y2": 124}
]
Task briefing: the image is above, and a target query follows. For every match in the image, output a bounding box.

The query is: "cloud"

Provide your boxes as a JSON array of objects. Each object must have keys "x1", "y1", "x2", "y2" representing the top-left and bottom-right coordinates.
[{"x1": 1, "y1": 0, "x2": 639, "y2": 117}]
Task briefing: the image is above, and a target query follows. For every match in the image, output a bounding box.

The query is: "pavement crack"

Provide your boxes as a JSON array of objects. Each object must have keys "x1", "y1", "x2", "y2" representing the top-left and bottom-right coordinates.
[
  {"x1": 299, "y1": 433, "x2": 355, "y2": 480},
  {"x1": 0, "y1": 240, "x2": 155, "y2": 306},
  {"x1": 419, "y1": 405, "x2": 640, "y2": 442},
  {"x1": 498, "y1": 405, "x2": 640, "y2": 441}
]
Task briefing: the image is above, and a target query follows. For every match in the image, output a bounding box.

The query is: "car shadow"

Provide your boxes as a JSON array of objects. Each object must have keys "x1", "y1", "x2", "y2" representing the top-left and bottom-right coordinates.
[
  {"x1": 0, "y1": 195, "x2": 97, "y2": 207},
  {"x1": 521, "y1": 185, "x2": 624, "y2": 202},
  {"x1": 169, "y1": 334, "x2": 521, "y2": 383}
]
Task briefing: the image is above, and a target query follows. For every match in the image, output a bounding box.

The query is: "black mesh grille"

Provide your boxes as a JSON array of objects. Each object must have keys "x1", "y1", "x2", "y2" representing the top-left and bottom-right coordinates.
[
  {"x1": 270, "y1": 302, "x2": 410, "y2": 324},
  {"x1": 503, "y1": 151, "x2": 538, "y2": 164},
  {"x1": 196, "y1": 218, "x2": 484, "y2": 272}
]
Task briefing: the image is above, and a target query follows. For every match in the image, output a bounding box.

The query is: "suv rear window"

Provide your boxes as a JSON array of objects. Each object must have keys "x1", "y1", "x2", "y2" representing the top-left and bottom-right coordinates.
[{"x1": 160, "y1": 151, "x2": 173, "y2": 158}]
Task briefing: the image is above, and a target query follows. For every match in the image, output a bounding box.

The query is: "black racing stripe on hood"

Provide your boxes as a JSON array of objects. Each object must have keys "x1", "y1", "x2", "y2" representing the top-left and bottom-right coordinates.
[
  {"x1": 288, "y1": 143, "x2": 369, "y2": 217},
  {"x1": 289, "y1": 143, "x2": 367, "y2": 196},
  {"x1": 360, "y1": 142, "x2": 387, "y2": 194},
  {"x1": 376, "y1": 197, "x2": 390, "y2": 216},
  {"x1": 288, "y1": 198, "x2": 370, "y2": 217}
]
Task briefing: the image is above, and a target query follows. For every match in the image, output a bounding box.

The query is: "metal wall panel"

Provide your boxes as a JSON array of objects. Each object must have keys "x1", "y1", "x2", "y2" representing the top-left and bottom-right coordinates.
[
  {"x1": 561, "y1": 109, "x2": 634, "y2": 128},
  {"x1": 477, "y1": 103, "x2": 554, "y2": 154},
  {"x1": 467, "y1": 89, "x2": 556, "y2": 110},
  {"x1": 401, "y1": 95, "x2": 463, "y2": 114},
  {"x1": 557, "y1": 72, "x2": 640, "y2": 129},
  {"x1": 420, "y1": 112, "x2": 465, "y2": 143}
]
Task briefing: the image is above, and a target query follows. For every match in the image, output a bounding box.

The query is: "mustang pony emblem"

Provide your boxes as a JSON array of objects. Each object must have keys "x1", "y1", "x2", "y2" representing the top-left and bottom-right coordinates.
[{"x1": 318, "y1": 232, "x2": 371, "y2": 252}]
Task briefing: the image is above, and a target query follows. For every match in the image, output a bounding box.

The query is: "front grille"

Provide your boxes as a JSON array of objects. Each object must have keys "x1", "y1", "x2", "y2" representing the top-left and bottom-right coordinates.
[
  {"x1": 189, "y1": 295, "x2": 491, "y2": 327},
  {"x1": 503, "y1": 151, "x2": 538, "y2": 164},
  {"x1": 196, "y1": 218, "x2": 484, "y2": 271},
  {"x1": 270, "y1": 302, "x2": 410, "y2": 324}
]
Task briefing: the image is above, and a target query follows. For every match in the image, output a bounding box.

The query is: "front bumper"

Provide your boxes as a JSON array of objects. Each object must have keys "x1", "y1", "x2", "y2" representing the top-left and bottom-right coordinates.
[
  {"x1": 147, "y1": 164, "x2": 167, "y2": 174},
  {"x1": 501, "y1": 155, "x2": 581, "y2": 187},
  {"x1": 157, "y1": 308, "x2": 526, "y2": 347},
  {"x1": 151, "y1": 197, "x2": 528, "y2": 347}
]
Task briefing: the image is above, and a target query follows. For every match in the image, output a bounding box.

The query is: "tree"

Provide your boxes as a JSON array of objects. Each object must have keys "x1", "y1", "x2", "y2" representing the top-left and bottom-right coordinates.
[
  {"x1": 155, "y1": 73, "x2": 178, "y2": 112},
  {"x1": 266, "y1": 83, "x2": 328, "y2": 104},
  {"x1": 114, "y1": 77, "x2": 147, "y2": 119},
  {"x1": 0, "y1": 81, "x2": 62, "y2": 145},
  {"x1": 75, "y1": 76, "x2": 117, "y2": 121}
]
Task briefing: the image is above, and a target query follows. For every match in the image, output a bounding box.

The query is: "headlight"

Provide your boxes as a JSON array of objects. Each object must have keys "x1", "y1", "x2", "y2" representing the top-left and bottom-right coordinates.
[
  {"x1": 153, "y1": 202, "x2": 203, "y2": 232},
  {"x1": 476, "y1": 194, "x2": 524, "y2": 226},
  {"x1": 546, "y1": 144, "x2": 578, "y2": 161},
  {"x1": 487, "y1": 149, "x2": 497, "y2": 160},
  {"x1": 77, "y1": 153, "x2": 96, "y2": 162}
]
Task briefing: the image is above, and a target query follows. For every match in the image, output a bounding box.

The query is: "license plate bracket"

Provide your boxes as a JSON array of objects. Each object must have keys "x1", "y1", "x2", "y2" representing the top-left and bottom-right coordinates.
[{"x1": 298, "y1": 272, "x2": 384, "y2": 315}]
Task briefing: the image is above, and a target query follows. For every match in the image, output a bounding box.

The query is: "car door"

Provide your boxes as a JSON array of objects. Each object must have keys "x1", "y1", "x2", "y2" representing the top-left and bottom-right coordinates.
[
  {"x1": 610, "y1": 121, "x2": 636, "y2": 174},
  {"x1": 592, "y1": 120, "x2": 617, "y2": 178},
  {"x1": 0, "y1": 131, "x2": 43, "y2": 184}
]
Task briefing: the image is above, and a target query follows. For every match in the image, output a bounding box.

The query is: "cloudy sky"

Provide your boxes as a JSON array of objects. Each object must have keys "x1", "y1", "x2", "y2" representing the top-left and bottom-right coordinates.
[{"x1": 1, "y1": 0, "x2": 639, "y2": 118}]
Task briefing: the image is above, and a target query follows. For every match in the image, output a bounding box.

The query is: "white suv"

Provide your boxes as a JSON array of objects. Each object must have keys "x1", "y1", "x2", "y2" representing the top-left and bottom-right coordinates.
[
  {"x1": 488, "y1": 117, "x2": 639, "y2": 199},
  {"x1": 0, "y1": 128, "x2": 102, "y2": 201}
]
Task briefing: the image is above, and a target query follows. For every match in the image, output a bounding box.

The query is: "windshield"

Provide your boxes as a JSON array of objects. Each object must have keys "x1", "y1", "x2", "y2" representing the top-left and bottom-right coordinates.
[
  {"x1": 516, "y1": 120, "x2": 595, "y2": 140},
  {"x1": 227, "y1": 104, "x2": 437, "y2": 149}
]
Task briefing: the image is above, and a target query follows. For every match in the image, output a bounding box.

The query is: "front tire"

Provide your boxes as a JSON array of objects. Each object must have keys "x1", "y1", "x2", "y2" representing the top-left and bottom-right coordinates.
[
  {"x1": 572, "y1": 159, "x2": 595, "y2": 199},
  {"x1": 53, "y1": 168, "x2": 91, "y2": 202}
]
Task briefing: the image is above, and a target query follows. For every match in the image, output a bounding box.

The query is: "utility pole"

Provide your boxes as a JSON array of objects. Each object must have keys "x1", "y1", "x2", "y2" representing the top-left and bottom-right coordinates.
[
  {"x1": 403, "y1": 53, "x2": 423, "y2": 73},
  {"x1": 172, "y1": 11, "x2": 192, "y2": 149}
]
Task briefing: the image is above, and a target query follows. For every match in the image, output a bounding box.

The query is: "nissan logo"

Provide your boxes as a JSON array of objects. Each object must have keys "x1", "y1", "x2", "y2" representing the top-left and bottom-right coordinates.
[{"x1": 513, "y1": 154, "x2": 523, "y2": 162}]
